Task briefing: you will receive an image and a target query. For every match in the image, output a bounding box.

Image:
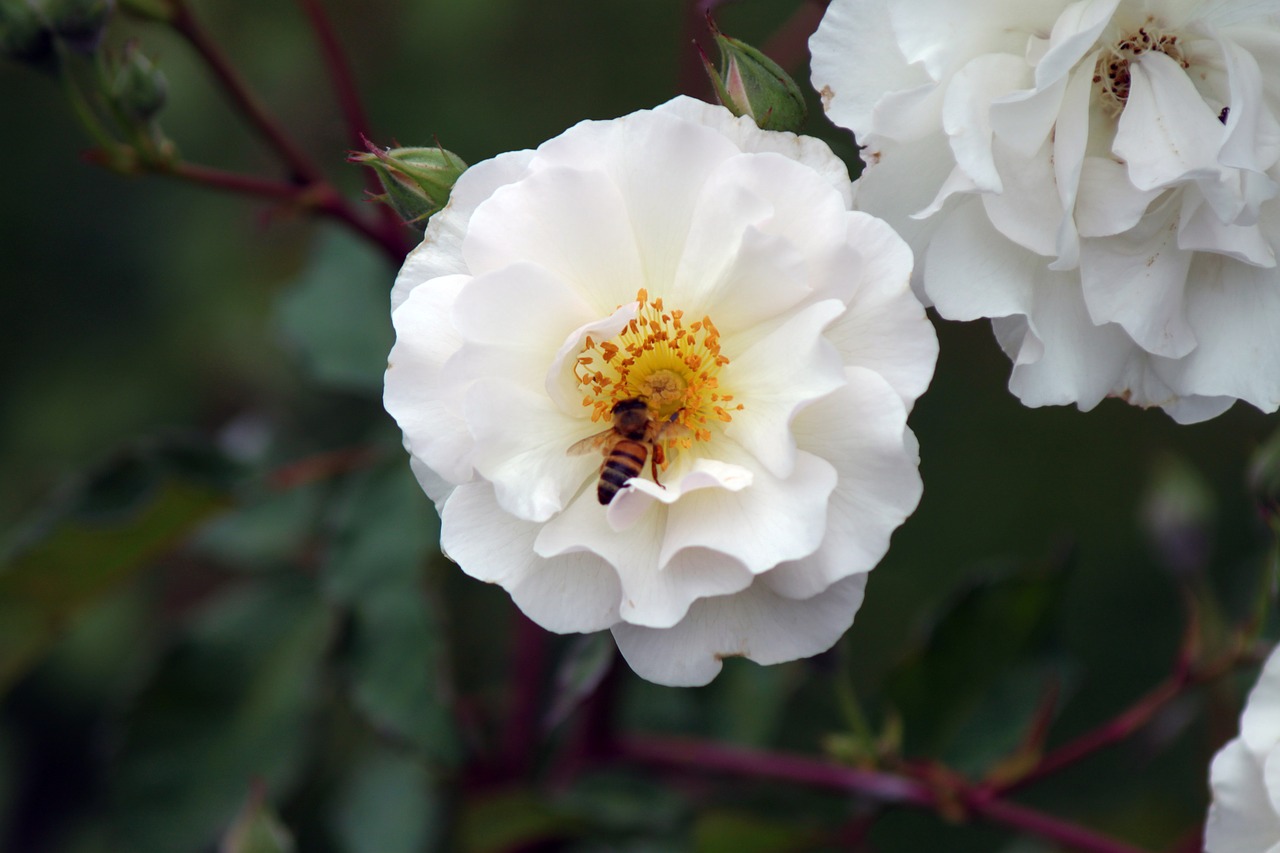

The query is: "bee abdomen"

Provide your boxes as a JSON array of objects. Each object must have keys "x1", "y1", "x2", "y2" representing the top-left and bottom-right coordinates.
[{"x1": 597, "y1": 442, "x2": 647, "y2": 504}]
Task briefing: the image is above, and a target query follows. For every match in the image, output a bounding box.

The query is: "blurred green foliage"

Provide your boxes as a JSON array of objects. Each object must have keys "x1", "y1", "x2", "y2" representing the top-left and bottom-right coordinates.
[{"x1": 1, "y1": 0, "x2": 1277, "y2": 851}]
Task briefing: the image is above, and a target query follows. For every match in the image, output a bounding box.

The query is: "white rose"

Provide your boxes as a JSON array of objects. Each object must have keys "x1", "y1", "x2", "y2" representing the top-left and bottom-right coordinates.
[
  {"x1": 1206, "y1": 643, "x2": 1280, "y2": 852},
  {"x1": 384, "y1": 96, "x2": 936, "y2": 686},
  {"x1": 812, "y1": 0, "x2": 1280, "y2": 422}
]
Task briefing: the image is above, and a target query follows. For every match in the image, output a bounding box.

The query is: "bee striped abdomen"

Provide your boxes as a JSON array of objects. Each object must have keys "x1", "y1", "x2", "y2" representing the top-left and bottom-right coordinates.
[{"x1": 597, "y1": 440, "x2": 648, "y2": 504}]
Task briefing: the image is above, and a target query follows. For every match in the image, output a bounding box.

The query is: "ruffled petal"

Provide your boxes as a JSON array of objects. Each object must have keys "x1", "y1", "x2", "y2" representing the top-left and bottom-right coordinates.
[
  {"x1": 533, "y1": 483, "x2": 753, "y2": 629},
  {"x1": 720, "y1": 299, "x2": 848, "y2": 478},
  {"x1": 1206, "y1": 739, "x2": 1280, "y2": 853},
  {"x1": 440, "y1": 483, "x2": 622, "y2": 633},
  {"x1": 763, "y1": 371, "x2": 921, "y2": 599},
  {"x1": 385, "y1": 275, "x2": 474, "y2": 486},
  {"x1": 658, "y1": 441, "x2": 837, "y2": 577},
  {"x1": 822, "y1": 213, "x2": 938, "y2": 410},
  {"x1": 611, "y1": 573, "x2": 868, "y2": 687},
  {"x1": 1079, "y1": 199, "x2": 1197, "y2": 358}
]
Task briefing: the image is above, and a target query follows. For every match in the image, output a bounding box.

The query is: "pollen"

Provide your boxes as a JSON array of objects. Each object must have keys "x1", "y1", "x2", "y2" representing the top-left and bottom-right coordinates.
[
  {"x1": 573, "y1": 289, "x2": 743, "y2": 449},
  {"x1": 1095, "y1": 16, "x2": 1188, "y2": 115}
]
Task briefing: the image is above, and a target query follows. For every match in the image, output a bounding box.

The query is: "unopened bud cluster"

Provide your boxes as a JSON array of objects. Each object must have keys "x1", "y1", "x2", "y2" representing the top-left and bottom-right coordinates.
[{"x1": 350, "y1": 142, "x2": 467, "y2": 229}]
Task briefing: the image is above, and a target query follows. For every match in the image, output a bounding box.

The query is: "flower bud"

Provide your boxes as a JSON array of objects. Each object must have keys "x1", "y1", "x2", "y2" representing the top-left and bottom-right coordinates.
[
  {"x1": 0, "y1": 0, "x2": 55, "y2": 69},
  {"x1": 110, "y1": 40, "x2": 166, "y2": 122},
  {"x1": 1140, "y1": 454, "x2": 1214, "y2": 579},
  {"x1": 701, "y1": 16, "x2": 806, "y2": 133},
  {"x1": 350, "y1": 141, "x2": 466, "y2": 229},
  {"x1": 42, "y1": 0, "x2": 113, "y2": 52}
]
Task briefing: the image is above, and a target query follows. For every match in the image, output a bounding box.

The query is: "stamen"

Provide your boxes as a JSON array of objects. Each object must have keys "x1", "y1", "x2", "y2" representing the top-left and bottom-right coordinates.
[{"x1": 573, "y1": 289, "x2": 741, "y2": 452}]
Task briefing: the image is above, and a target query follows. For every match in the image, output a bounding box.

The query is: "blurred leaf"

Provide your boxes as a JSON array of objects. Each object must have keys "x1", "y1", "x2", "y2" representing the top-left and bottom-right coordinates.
[
  {"x1": 0, "y1": 441, "x2": 232, "y2": 694},
  {"x1": 322, "y1": 463, "x2": 457, "y2": 764},
  {"x1": 220, "y1": 782, "x2": 295, "y2": 853},
  {"x1": 693, "y1": 811, "x2": 818, "y2": 853},
  {"x1": 107, "y1": 578, "x2": 332, "y2": 853},
  {"x1": 332, "y1": 745, "x2": 440, "y2": 853},
  {"x1": 886, "y1": 561, "x2": 1069, "y2": 756},
  {"x1": 545, "y1": 632, "x2": 615, "y2": 731},
  {"x1": 196, "y1": 482, "x2": 325, "y2": 571},
  {"x1": 557, "y1": 771, "x2": 688, "y2": 837},
  {"x1": 275, "y1": 228, "x2": 395, "y2": 393},
  {"x1": 943, "y1": 660, "x2": 1077, "y2": 778},
  {"x1": 458, "y1": 789, "x2": 582, "y2": 853}
]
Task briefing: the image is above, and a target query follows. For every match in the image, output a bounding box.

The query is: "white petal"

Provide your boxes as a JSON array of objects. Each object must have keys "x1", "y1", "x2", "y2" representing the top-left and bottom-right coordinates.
[
  {"x1": 924, "y1": 197, "x2": 1042, "y2": 321},
  {"x1": 943, "y1": 53, "x2": 1031, "y2": 192},
  {"x1": 1033, "y1": 0, "x2": 1119, "y2": 87},
  {"x1": 659, "y1": 441, "x2": 837, "y2": 577},
  {"x1": 1003, "y1": 271, "x2": 1135, "y2": 410},
  {"x1": 534, "y1": 105, "x2": 744, "y2": 296},
  {"x1": 853, "y1": 131, "x2": 958, "y2": 294},
  {"x1": 764, "y1": 370, "x2": 921, "y2": 599},
  {"x1": 611, "y1": 574, "x2": 868, "y2": 687},
  {"x1": 1078, "y1": 200, "x2": 1197, "y2": 358},
  {"x1": 1218, "y1": 32, "x2": 1280, "y2": 176},
  {"x1": 448, "y1": 262, "x2": 598, "y2": 397},
  {"x1": 887, "y1": 0, "x2": 1059, "y2": 81},
  {"x1": 721, "y1": 299, "x2": 848, "y2": 478},
  {"x1": 1242, "y1": 646, "x2": 1280, "y2": 753},
  {"x1": 464, "y1": 379, "x2": 596, "y2": 523},
  {"x1": 1049, "y1": 60, "x2": 1097, "y2": 269},
  {"x1": 384, "y1": 275, "x2": 474, "y2": 486},
  {"x1": 1155, "y1": 251, "x2": 1280, "y2": 411},
  {"x1": 440, "y1": 483, "x2": 621, "y2": 633},
  {"x1": 809, "y1": 0, "x2": 933, "y2": 140},
  {"x1": 391, "y1": 150, "x2": 535, "y2": 309},
  {"x1": 461, "y1": 164, "x2": 645, "y2": 311},
  {"x1": 822, "y1": 214, "x2": 938, "y2": 410},
  {"x1": 1206, "y1": 739, "x2": 1280, "y2": 853},
  {"x1": 981, "y1": 136, "x2": 1062, "y2": 257},
  {"x1": 533, "y1": 484, "x2": 753, "y2": 629},
  {"x1": 1179, "y1": 193, "x2": 1277, "y2": 266},
  {"x1": 1075, "y1": 157, "x2": 1162, "y2": 237},
  {"x1": 671, "y1": 152, "x2": 850, "y2": 327},
  {"x1": 989, "y1": 69, "x2": 1067, "y2": 159},
  {"x1": 655, "y1": 96, "x2": 856, "y2": 203},
  {"x1": 1115, "y1": 52, "x2": 1222, "y2": 191}
]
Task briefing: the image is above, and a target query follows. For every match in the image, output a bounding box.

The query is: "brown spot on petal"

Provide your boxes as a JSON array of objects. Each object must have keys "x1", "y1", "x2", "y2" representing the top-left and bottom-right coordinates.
[{"x1": 819, "y1": 85, "x2": 835, "y2": 111}]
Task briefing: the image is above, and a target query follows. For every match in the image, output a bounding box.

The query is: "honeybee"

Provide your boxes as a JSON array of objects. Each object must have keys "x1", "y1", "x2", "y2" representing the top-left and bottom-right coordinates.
[{"x1": 567, "y1": 398, "x2": 687, "y2": 505}]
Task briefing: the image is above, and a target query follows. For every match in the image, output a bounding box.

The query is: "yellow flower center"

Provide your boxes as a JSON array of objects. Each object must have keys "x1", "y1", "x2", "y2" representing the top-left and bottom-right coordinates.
[
  {"x1": 574, "y1": 289, "x2": 743, "y2": 451},
  {"x1": 1094, "y1": 17, "x2": 1188, "y2": 115}
]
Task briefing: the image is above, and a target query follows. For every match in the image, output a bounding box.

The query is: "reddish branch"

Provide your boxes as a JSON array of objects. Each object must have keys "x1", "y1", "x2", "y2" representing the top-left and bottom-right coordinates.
[
  {"x1": 617, "y1": 736, "x2": 1152, "y2": 853},
  {"x1": 165, "y1": 0, "x2": 411, "y2": 262}
]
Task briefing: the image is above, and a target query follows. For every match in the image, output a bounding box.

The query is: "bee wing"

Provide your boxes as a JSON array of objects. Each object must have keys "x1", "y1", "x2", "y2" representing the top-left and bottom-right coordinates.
[{"x1": 566, "y1": 427, "x2": 616, "y2": 456}]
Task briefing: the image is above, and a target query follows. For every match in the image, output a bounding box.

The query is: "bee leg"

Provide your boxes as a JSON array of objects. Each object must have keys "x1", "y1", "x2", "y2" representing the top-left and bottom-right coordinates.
[{"x1": 650, "y1": 444, "x2": 666, "y2": 489}]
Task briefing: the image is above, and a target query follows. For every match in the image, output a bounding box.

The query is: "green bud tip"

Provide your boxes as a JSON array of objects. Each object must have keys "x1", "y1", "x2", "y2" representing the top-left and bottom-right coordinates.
[
  {"x1": 700, "y1": 14, "x2": 807, "y2": 134},
  {"x1": 349, "y1": 137, "x2": 467, "y2": 229},
  {"x1": 111, "y1": 39, "x2": 167, "y2": 122}
]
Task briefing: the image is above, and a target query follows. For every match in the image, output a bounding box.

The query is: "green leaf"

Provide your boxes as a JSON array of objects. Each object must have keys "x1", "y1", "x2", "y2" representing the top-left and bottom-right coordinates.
[
  {"x1": 275, "y1": 228, "x2": 395, "y2": 393},
  {"x1": 322, "y1": 463, "x2": 457, "y2": 764},
  {"x1": 885, "y1": 560, "x2": 1069, "y2": 756},
  {"x1": 220, "y1": 783, "x2": 295, "y2": 853},
  {"x1": 332, "y1": 745, "x2": 441, "y2": 853},
  {"x1": 0, "y1": 441, "x2": 232, "y2": 694},
  {"x1": 943, "y1": 659, "x2": 1077, "y2": 777},
  {"x1": 107, "y1": 578, "x2": 332, "y2": 853}
]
